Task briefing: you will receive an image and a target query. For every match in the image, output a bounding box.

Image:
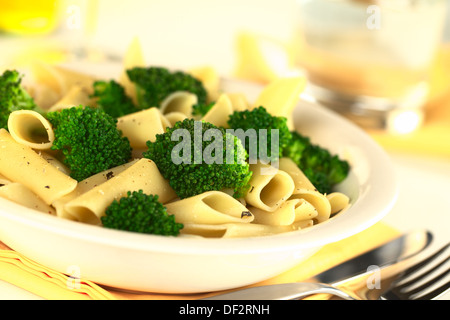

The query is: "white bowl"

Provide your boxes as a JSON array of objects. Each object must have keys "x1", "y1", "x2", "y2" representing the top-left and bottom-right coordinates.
[{"x1": 0, "y1": 76, "x2": 398, "y2": 294}]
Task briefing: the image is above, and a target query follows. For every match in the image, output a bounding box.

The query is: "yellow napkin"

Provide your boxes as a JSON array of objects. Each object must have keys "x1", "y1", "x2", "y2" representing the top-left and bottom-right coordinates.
[
  {"x1": 0, "y1": 222, "x2": 400, "y2": 300},
  {"x1": 234, "y1": 32, "x2": 450, "y2": 159}
]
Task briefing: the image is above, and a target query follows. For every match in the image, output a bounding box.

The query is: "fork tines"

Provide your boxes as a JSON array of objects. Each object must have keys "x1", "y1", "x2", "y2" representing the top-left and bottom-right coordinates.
[{"x1": 383, "y1": 243, "x2": 450, "y2": 300}]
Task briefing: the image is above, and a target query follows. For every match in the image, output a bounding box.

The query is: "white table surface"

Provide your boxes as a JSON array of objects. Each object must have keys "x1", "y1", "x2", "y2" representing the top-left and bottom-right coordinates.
[{"x1": 0, "y1": 0, "x2": 448, "y2": 300}]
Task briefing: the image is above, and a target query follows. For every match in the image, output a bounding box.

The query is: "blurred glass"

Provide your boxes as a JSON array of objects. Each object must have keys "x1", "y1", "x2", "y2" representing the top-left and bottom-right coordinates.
[
  {"x1": 57, "y1": 0, "x2": 100, "y2": 59},
  {"x1": 0, "y1": 0, "x2": 59, "y2": 35},
  {"x1": 0, "y1": 0, "x2": 101, "y2": 64},
  {"x1": 294, "y1": 0, "x2": 448, "y2": 133}
]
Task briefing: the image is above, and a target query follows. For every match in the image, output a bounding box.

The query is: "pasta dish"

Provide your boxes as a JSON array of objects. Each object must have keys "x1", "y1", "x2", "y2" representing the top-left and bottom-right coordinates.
[{"x1": 0, "y1": 40, "x2": 351, "y2": 239}]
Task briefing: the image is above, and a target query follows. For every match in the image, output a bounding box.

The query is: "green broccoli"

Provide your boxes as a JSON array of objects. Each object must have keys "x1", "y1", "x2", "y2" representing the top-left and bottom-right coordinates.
[
  {"x1": 0, "y1": 69, "x2": 40, "y2": 129},
  {"x1": 101, "y1": 190, "x2": 183, "y2": 236},
  {"x1": 227, "y1": 106, "x2": 292, "y2": 163},
  {"x1": 91, "y1": 80, "x2": 138, "y2": 118},
  {"x1": 46, "y1": 105, "x2": 132, "y2": 182},
  {"x1": 143, "y1": 118, "x2": 252, "y2": 199},
  {"x1": 191, "y1": 101, "x2": 215, "y2": 117},
  {"x1": 126, "y1": 66, "x2": 208, "y2": 109},
  {"x1": 283, "y1": 131, "x2": 350, "y2": 194}
]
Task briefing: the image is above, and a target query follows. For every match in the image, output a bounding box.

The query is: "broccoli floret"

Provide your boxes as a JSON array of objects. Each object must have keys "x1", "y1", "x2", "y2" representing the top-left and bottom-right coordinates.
[
  {"x1": 191, "y1": 101, "x2": 215, "y2": 117},
  {"x1": 0, "y1": 69, "x2": 40, "y2": 129},
  {"x1": 283, "y1": 131, "x2": 350, "y2": 194},
  {"x1": 227, "y1": 106, "x2": 292, "y2": 163},
  {"x1": 101, "y1": 190, "x2": 183, "y2": 236},
  {"x1": 126, "y1": 67, "x2": 208, "y2": 109},
  {"x1": 282, "y1": 130, "x2": 309, "y2": 165},
  {"x1": 143, "y1": 118, "x2": 252, "y2": 199},
  {"x1": 91, "y1": 80, "x2": 138, "y2": 118},
  {"x1": 46, "y1": 105, "x2": 132, "y2": 181}
]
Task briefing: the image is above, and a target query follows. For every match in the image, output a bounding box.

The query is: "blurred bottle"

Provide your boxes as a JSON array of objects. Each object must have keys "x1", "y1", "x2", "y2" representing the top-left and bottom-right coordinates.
[{"x1": 0, "y1": 0, "x2": 60, "y2": 35}]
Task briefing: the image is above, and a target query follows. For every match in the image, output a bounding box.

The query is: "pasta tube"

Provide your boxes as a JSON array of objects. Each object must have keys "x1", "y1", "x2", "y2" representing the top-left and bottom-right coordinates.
[
  {"x1": 201, "y1": 94, "x2": 233, "y2": 128},
  {"x1": 252, "y1": 76, "x2": 306, "y2": 130},
  {"x1": 39, "y1": 151, "x2": 71, "y2": 176},
  {"x1": 0, "y1": 183, "x2": 56, "y2": 215},
  {"x1": 48, "y1": 85, "x2": 94, "y2": 111},
  {"x1": 188, "y1": 66, "x2": 220, "y2": 102},
  {"x1": 249, "y1": 198, "x2": 317, "y2": 226},
  {"x1": 0, "y1": 129, "x2": 77, "y2": 205},
  {"x1": 64, "y1": 158, "x2": 177, "y2": 225},
  {"x1": 119, "y1": 37, "x2": 146, "y2": 105},
  {"x1": 280, "y1": 157, "x2": 332, "y2": 223},
  {"x1": 226, "y1": 93, "x2": 250, "y2": 112},
  {"x1": 52, "y1": 160, "x2": 138, "y2": 220},
  {"x1": 31, "y1": 61, "x2": 96, "y2": 96},
  {"x1": 165, "y1": 191, "x2": 254, "y2": 225},
  {"x1": 164, "y1": 112, "x2": 188, "y2": 127},
  {"x1": 245, "y1": 162, "x2": 295, "y2": 212},
  {"x1": 160, "y1": 91, "x2": 198, "y2": 116},
  {"x1": 116, "y1": 108, "x2": 171, "y2": 148},
  {"x1": 290, "y1": 191, "x2": 331, "y2": 223},
  {"x1": 327, "y1": 192, "x2": 351, "y2": 215},
  {"x1": 7, "y1": 110, "x2": 55, "y2": 150},
  {"x1": 0, "y1": 173, "x2": 11, "y2": 186},
  {"x1": 279, "y1": 157, "x2": 315, "y2": 191}
]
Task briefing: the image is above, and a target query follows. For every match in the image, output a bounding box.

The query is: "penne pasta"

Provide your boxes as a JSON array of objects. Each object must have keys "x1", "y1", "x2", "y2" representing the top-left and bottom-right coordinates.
[
  {"x1": 252, "y1": 76, "x2": 306, "y2": 130},
  {"x1": 30, "y1": 61, "x2": 66, "y2": 97},
  {"x1": 290, "y1": 190, "x2": 331, "y2": 223},
  {"x1": 119, "y1": 37, "x2": 146, "y2": 105},
  {"x1": 327, "y1": 192, "x2": 351, "y2": 215},
  {"x1": 280, "y1": 157, "x2": 340, "y2": 223},
  {"x1": 279, "y1": 157, "x2": 316, "y2": 191},
  {"x1": 7, "y1": 110, "x2": 55, "y2": 150},
  {"x1": 52, "y1": 160, "x2": 139, "y2": 220},
  {"x1": 48, "y1": 85, "x2": 94, "y2": 111},
  {"x1": 0, "y1": 183, "x2": 56, "y2": 215},
  {"x1": 292, "y1": 198, "x2": 319, "y2": 222},
  {"x1": 38, "y1": 151, "x2": 71, "y2": 176},
  {"x1": 28, "y1": 81, "x2": 61, "y2": 109},
  {"x1": 188, "y1": 66, "x2": 220, "y2": 102},
  {"x1": 201, "y1": 94, "x2": 233, "y2": 128},
  {"x1": 164, "y1": 111, "x2": 188, "y2": 127},
  {"x1": 0, "y1": 129, "x2": 77, "y2": 205},
  {"x1": 116, "y1": 108, "x2": 171, "y2": 149},
  {"x1": 226, "y1": 92, "x2": 250, "y2": 112},
  {"x1": 291, "y1": 219, "x2": 314, "y2": 229},
  {"x1": 245, "y1": 162, "x2": 295, "y2": 212},
  {"x1": 160, "y1": 91, "x2": 198, "y2": 116},
  {"x1": 64, "y1": 158, "x2": 177, "y2": 225},
  {"x1": 31, "y1": 61, "x2": 96, "y2": 97},
  {"x1": 52, "y1": 193, "x2": 79, "y2": 221},
  {"x1": 249, "y1": 201, "x2": 296, "y2": 226},
  {"x1": 249, "y1": 198, "x2": 317, "y2": 227},
  {"x1": 165, "y1": 191, "x2": 254, "y2": 225},
  {"x1": 0, "y1": 173, "x2": 12, "y2": 186}
]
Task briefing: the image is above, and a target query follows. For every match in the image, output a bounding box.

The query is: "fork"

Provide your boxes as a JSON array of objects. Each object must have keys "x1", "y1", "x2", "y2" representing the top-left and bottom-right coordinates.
[
  {"x1": 379, "y1": 243, "x2": 449, "y2": 300},
  {"x1": 204, "y1": 243, "x2": 449, "y2": 300}
]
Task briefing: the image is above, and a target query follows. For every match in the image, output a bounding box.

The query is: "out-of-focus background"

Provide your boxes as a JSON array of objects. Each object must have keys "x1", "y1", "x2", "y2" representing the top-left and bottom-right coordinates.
[
  {"x1": 0, "y1": 0, "x2": 449, "y2": 299},
  {"x1": 0, "y1": 0, "x2": 299, "y2": 72}
]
